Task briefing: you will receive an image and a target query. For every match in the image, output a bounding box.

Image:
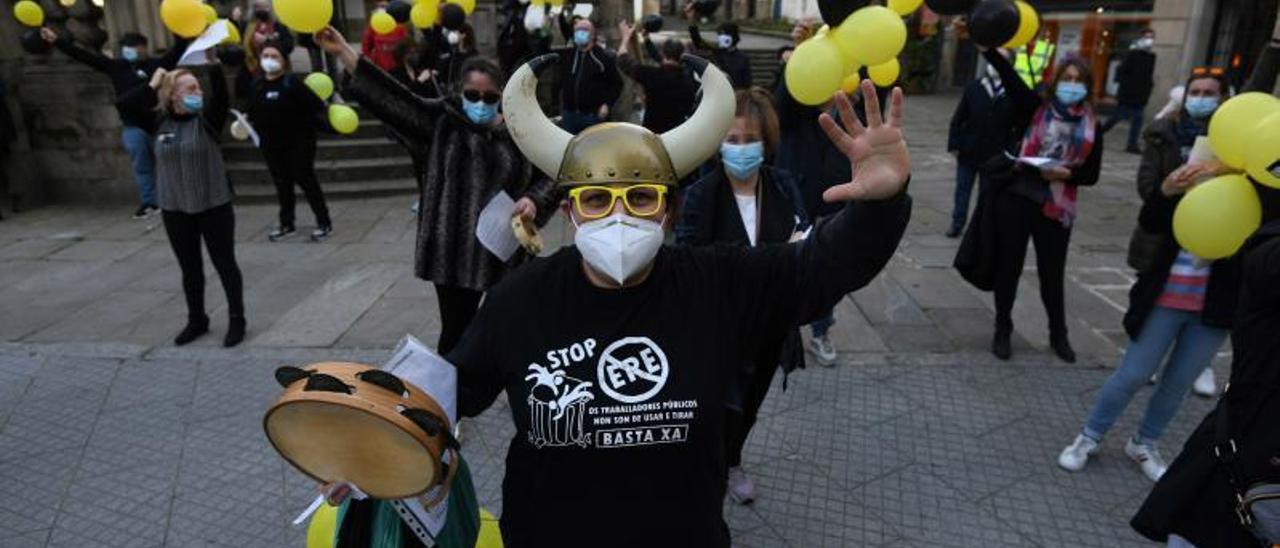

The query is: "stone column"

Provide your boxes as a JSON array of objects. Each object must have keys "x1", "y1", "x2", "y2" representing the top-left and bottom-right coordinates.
[{"x1": 1148, "y1": 0, "x2": 1214, "y2": 118}]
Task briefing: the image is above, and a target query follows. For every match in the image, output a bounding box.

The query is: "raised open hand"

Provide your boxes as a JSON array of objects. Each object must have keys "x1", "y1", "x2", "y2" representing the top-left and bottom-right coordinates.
[
  {"x1": 818, "y1": 80, "x2": 910, "y2": 202},
  {"x1": 314, "y1": 26, "x2": 360, "y2": 73}
]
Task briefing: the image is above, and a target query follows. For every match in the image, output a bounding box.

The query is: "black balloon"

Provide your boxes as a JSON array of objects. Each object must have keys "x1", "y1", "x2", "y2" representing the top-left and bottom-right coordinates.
[
  {"x1": 440, "y1": 3, "x2": 466, "y2": 30},
  {"x1": 20, "y1": 29, "x2": 52, "y2": 55},
  {"x1": 641, "y1": 13, "x2": 663, "y2": 34},
  {"x1": 386, "y1": 0, "x2": 411, "y2": 23},
  {"x1": 924, "y1": 0, "x2": 976, "y2": 16},
  {"x1": 967, "y1": 0, "x2": 1019, "y2": 48},
  {"x1": 816, "y1": 0, "x2": 872, "y2": 26}
]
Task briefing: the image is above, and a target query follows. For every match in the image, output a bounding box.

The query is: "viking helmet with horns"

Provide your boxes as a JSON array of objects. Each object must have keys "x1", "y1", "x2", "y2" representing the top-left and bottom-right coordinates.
[{"x1": 502, "y1": 54, "x2": 736, "y2": 188}]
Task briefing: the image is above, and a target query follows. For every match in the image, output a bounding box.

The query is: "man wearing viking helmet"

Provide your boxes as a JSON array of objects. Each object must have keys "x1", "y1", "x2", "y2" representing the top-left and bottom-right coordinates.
[{"x1": 330, "y1": 51, "x2": 913, "y2": 545}]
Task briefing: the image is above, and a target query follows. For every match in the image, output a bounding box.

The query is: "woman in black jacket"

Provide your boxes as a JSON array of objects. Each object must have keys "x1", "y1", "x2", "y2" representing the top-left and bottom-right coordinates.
[
  {"x1": 675, "y1": 87, "x2": 809, "y2": 505},
  {"x1": 245, "y1": 43, "x2": 333, "y2": 242},
  {"x1": 1130, "y1": 35, "x2": 1280, "y2": 548},
  {"x1": 983, "y1": 49, "x2": 1104, "y2": 363},
  {"x1": 314, "y1": 27, "x2": 558, "y2": 355},
  {"x1": 120, "y1": 62, "x2": 246, "y2": 347},
  {"x1": 1055, "y1": 67, "x2": 1237, "y2": 484}
]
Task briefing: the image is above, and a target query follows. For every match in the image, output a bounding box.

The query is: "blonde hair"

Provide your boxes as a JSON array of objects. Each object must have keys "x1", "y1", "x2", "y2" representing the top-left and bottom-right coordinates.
[{"x1": 154, "y1": 69, "x2": 195, "y2": 114}]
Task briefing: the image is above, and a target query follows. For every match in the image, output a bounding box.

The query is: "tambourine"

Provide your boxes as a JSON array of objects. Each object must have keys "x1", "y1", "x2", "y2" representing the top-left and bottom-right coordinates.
[
  {"x1": 264, "y1": 362, "x2": 460, "y2": 505},
  {"x1": 511, "y1": 215, "x2": 543, "y2": 255}
]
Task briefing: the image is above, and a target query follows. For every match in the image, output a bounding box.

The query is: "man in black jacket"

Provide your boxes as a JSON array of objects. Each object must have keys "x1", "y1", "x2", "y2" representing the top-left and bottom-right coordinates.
[
  {"x1": 1103, "y1": 29, "x2": 1157, "y2": 154},
  {"x1": 553, "y1": 14, "x2": 623, "y2": 134},
  {"x1": 683, "y1": 3, "x2": 753, "y2": 89},
  {"x1": 946, "y1": 52, "x2": 1014, "y2": 237},
  {"x1": 40, "y1": 27, "x2": 188, "y2": 218}
]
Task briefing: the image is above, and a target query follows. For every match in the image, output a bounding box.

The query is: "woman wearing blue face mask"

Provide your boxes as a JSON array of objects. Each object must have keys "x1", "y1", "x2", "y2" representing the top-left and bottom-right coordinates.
[
  {"x1": 315, "y1": 28, "x2": 559, "y2": 355},
  {"x1": 676, "y1": 87, "x2": 809, "y2": 506},
  {"x1": 118, "y1": 62, "x2": 246, "y2": 347},
  {"x1": 1056, "y1": 67, "x2": 1240, "y2": 484},
  {"x1": 983, "y1": 50, "x2": 1104, "y2": 364}
]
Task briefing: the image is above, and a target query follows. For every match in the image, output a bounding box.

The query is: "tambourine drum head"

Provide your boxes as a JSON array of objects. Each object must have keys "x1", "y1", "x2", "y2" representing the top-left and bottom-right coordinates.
[{"x1": 266, "y1": 400, "x2": 437, "y2": 498}]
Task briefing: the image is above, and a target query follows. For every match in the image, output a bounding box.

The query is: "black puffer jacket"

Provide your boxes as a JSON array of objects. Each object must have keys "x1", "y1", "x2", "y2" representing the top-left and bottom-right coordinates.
[{"x1": 343, "y1": 59, "x2": 559, "y2": 291}]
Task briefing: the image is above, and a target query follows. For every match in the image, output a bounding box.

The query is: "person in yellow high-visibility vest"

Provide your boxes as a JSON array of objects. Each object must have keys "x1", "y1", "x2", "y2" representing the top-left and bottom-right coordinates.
[{"x1": 1015, "y1": 39, "x2": 1055, "y2": 89}]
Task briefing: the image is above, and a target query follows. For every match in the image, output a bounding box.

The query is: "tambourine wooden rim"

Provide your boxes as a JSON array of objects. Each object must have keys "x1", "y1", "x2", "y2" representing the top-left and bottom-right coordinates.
[{"x1": 263, "y1": 362, "x2": 457, "y2": 502}]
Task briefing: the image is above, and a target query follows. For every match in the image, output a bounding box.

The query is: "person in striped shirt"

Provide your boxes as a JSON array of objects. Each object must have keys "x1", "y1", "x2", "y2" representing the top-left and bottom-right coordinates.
[{"x1": 1055, "y1": 67, "x2": 1239, "y2": 483}]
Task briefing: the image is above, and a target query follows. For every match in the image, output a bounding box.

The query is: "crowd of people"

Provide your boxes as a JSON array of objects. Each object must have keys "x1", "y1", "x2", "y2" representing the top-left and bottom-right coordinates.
[{"x1": 18, "y1": 3, "x2": 1280, "y2": 547}]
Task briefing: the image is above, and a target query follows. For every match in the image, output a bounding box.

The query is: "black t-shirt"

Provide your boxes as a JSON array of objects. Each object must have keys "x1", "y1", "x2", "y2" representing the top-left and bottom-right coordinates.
[
  {"x1": 449, "y1": 192, "x2": 912, "y2": 547},
  {"x1": 245, "y1": 73, "x2": 327, "y2": 148},
  {"x1": 632, "y1": 64, "x2": 697, "y2": 134}
]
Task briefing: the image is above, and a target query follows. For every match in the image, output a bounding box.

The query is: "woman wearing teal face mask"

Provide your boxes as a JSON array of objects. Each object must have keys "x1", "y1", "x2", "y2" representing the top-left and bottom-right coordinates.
[
  {"x1": 676, "y1": 87, "x2": 810, "y2": 506},
  {"x1": 315, "y1": 28, "x2": 560, "y2": 355},
  {"x1": 982, "y1": 50, "x2": 1105, "y2": 364},
  {"x1": 1054, "y1": 67, "x2": 1243, "y2": 484},
  {"x1": 117, "y1": 61, "x2": 246, "y2": 347}
]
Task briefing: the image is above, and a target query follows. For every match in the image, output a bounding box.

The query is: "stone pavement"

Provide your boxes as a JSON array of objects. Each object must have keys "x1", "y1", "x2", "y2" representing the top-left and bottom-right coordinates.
[{"x1": 0, "y1": 93, "x2": 1225, "y2": 547}]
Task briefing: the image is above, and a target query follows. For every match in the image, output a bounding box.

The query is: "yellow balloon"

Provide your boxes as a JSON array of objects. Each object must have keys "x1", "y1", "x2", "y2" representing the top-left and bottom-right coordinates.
[
  {"x1": 1173, "y1": 174, "x2": 1263, "y2": 260},
  {"x1": 447, "y1": 0, "x2": 474, "y2": 15},
  {"x1": 1244, "y1": 111, "x2": 1280, "y2": 189},
  {"x1": 547, "y1": 0, "x2": 563, "y2": 6},
  {"x1": 202, "y1": 3, "x2": 218, "y2": 24},
  {"x1": 161, "y1": 0, "x2": 210, "y2": 38},
  {"x1": 14, "y1": 0, "x2": 44, "y2": 27},
  {"x1": 784, "y1": 34, "x2": 845, "y2": 106},
  {"x1": 887, "y1": 0, "x2": 923, "y2": 16},
  {"x1": 306, "y1": 503, "x2": 338, "y2": 548},
  {"x1": 840, "y1": 74, "x2": 860, "y2": 95},
  {"x1": 329, "y1": 104, "x2": 360, "y2": 134},
  {"x1": 476, "y1": 508, "x2": 504, "y2": 548},
  {"x1": 410, "y1": 0, "x2": 438, "y2": 28},
  {"x1": 274, "y1": 0, "x2": 334, "y2": 33},
  {"x1": 1002, "y1": 1, "x2": 1040, "y2": 49},
  {"x1": 834, "y1": 6, "x2": 906, "y2": 67},
  {"x1": 1209, "y1": 92, "x2": 1280, "y2": 169},
  {"x1": 305, "y1": 72, "x2": 335, "y2": 100},
  {"x1": 370, "y1": 11, "x2": 396, "y2": 34},
  {"x1": 222, "y1": 19, "x2": 242, "y2": 45},
  {"x1": 868, "y1": 58, "x2": 900, "y2": 87}
]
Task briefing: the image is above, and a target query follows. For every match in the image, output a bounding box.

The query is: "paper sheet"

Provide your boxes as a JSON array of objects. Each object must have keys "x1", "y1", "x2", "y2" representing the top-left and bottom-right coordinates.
[
  {"x1": 381, "y1": 335, "x2": 459, "y2": 540},
  {"x1": 178, "y1": 19, "x2": 231, "y2": 66},
  {"x1": 1016, "y1": 156, "x2": 1061, "y2": 168},
  {"x1": 1188, "y1": 136, "x2": 1216, "y2": 164},
  {"x1": 229, "y1": 109, "x2": 260, "y2": 147},
  {"x1": 572, "y1": 3, "x2": 593, "y2": 18},
  {"x1": 475, "y1": 191, "x2": 521, "y2": 262}
]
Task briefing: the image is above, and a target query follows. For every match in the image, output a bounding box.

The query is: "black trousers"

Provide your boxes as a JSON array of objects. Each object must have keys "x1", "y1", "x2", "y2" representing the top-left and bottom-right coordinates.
[
  {"x1": 992, "y1": 191, "x2": 1071, "y2": 334},
  {"x1": 162, "y1": 203, "x2": 244, "y2": 322},
  {"x1": 434, "y1": 283, "x2": 483, "y2": 355},
  {"x1": 264, "y1": 138, "x2": 331, "y2": 229},
  {"x1": 724, "y1": 360, "x2": 780, "y2": 468}
]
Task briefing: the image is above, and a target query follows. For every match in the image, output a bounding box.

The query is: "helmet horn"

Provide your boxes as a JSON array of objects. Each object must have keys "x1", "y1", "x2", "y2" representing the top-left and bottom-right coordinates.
[
  {"x1": 661, "y1": 55, "x2": 736, "y2": 178},
  {"x1": 502, "y1": 54, "x2": 574, "y2": 179}
]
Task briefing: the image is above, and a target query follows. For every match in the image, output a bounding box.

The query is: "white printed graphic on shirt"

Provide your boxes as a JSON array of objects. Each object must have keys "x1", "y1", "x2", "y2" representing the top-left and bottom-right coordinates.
[
  {"x1": 597, "y1": 337, "x2": 669, "y2": 403},
  {"x1": 525, "y1": 339, "x2": 597, "y2": 448},
  {"x1": 523, "y1": 337, "x2": 696, "y2": 450}
]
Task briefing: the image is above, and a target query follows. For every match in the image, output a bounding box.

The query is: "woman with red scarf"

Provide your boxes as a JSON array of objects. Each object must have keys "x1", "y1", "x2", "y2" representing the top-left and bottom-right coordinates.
[{"x1": 982, "y1": 49, "x2": 1103, "y2": 364}]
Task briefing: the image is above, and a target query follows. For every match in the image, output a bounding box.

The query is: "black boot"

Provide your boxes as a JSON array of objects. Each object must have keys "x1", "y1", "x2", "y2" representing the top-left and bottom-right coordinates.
[
  {"x1": 992, "y1": 324, "x2": 1012, "y2": 361},
  {"x1": 1050, "y1": 331, "x2": 1076, "y2": 363},
  {"x1": 175, "y1": 315, "x2": 209, "y2": 346},
  {"x1": 224, "y1": 316, "x2": 246, "y2": 347}
]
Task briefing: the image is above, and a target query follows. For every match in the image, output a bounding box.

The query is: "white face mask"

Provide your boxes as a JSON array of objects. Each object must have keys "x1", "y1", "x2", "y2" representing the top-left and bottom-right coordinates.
[
  {"x1": 260, "y1": 57, "x2": 283, "y2": 74},
  {"x1": 447, "y1": 31, "x2": 461, "y2": 45},
  {"x1": 573, "y1": 212, "x2": 665, "y2": 286}
]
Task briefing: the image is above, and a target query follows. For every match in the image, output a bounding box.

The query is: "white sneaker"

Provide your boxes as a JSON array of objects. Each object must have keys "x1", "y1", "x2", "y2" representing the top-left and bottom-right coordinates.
[
  {"x1": 1124, "y1": 438, "x2": 1168, "y2": 482},
  {"x1": 809, "y1": 335, "x2": 838, "y2": 367},
  {"x1": 726, "y1": 466, "x2": 755, "y2": 505},
  {"x1": 1057, "y1": 434, "x2": 1099, "y2": 472},
  {"x1": 1193, "y1": 367, "x2": 1217, "y2": 397}
]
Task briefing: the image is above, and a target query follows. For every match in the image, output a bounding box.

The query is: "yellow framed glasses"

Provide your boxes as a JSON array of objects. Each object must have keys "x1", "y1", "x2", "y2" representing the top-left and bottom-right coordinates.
[{"x1": 567, "y1": 184, "x2": 669, "y2": 220}]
